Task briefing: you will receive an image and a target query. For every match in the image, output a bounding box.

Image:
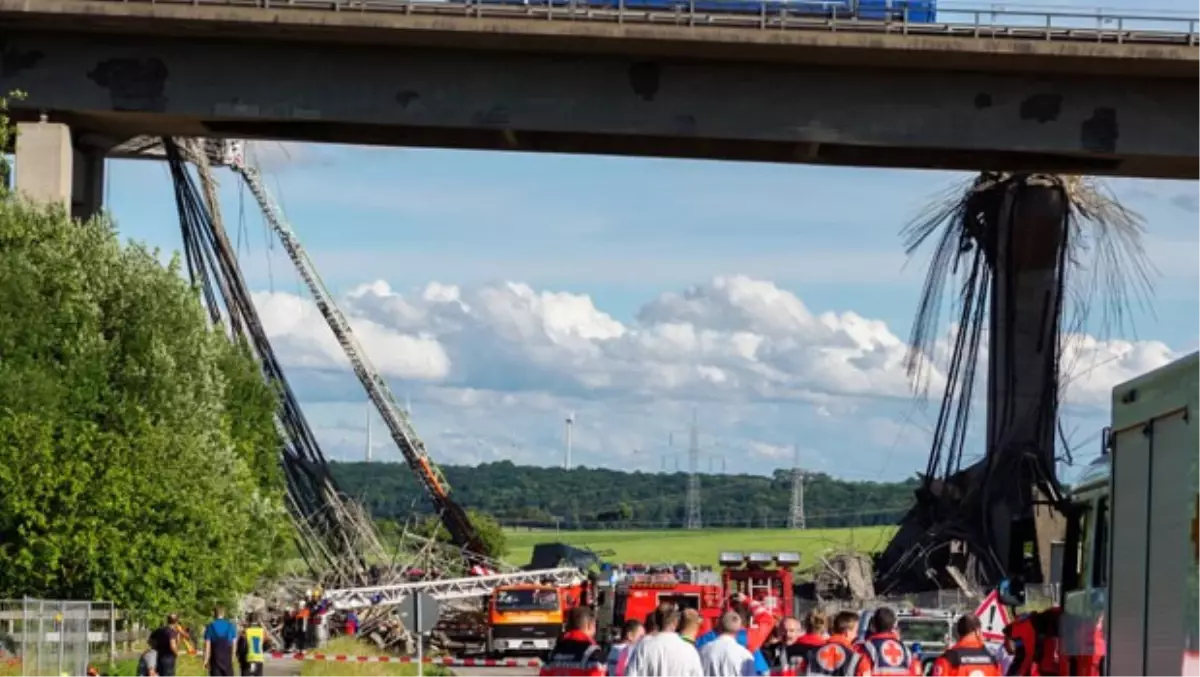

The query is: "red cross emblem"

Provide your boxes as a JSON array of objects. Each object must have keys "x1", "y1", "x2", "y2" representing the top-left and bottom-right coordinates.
[
  {"x1": 880, "y1": 640, "x2": 905, "y2": 666},
  {"x1": 817, "y1": 644, "x2": 846, "y2": 671}
]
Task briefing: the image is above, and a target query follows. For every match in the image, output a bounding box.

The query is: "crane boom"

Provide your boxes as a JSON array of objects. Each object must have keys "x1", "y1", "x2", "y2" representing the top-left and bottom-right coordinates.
[{"x1": 230, "y1": 158, "x2": 488, "y2": 558}]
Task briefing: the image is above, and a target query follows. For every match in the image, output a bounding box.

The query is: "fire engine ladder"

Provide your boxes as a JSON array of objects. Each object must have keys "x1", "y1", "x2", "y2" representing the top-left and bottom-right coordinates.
[
  {"x1": 324, "y1": 567, "x2": 587, "y2": 610},
  {"x1": 227, "y1": 153, "x2": 489, "y2": 558}
]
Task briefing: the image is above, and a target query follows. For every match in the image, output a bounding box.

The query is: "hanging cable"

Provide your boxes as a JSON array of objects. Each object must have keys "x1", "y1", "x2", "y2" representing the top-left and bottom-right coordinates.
[{"x1": 163, "y1": 137, "x2": 372, "y2": 581}]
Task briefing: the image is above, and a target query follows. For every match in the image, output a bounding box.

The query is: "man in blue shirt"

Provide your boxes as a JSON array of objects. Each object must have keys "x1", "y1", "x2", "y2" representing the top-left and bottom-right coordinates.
[{"x1": 203, "y1": 607, "x2": 238, "y2": 677}]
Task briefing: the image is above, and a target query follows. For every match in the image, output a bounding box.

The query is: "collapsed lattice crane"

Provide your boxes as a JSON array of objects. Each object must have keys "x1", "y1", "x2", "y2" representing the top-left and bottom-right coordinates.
[
  {"x1": 219, "y1": 148, "x2": 491, "y2": 561},
  {"x1": 164, "y1": 137, "x2": 388, "y2": 584},
  {"x1": 161, "y1": 136, "x2": 489, "y2": 563}
]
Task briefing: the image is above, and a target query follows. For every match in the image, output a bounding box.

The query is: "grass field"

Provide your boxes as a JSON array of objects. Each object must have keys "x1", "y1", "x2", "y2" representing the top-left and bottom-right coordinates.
[{"x1": 504, "y1": 526, "x2": 896, "y2": 567}]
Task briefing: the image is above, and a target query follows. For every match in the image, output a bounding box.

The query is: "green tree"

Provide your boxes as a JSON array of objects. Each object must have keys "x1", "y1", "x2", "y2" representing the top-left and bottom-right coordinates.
[
  {"x1": 332, "y1": 461, "x2": 917, "y2": 531},
  {"x1": 417, "y1": 510, "x2": 508, "y2": 560},
  {"x1": 0, "y1": 197, "x2": 287, "y2": 620}
]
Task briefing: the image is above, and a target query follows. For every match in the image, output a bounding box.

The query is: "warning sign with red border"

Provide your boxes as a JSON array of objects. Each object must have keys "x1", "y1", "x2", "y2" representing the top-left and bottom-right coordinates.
[{"x1": 974, "y1": 590, "x2": 1012, "y2": 642}]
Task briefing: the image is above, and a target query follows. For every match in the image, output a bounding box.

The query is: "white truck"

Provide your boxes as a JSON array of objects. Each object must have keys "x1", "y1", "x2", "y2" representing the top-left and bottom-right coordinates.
[{"x1": 1057, "y1": 351, "x2": 1198, "y2": 675}]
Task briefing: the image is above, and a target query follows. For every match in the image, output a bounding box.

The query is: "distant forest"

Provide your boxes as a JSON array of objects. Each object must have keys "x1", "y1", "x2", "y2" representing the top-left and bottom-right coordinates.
[{"x1": 330, "y1": 461, "x2": 919, "y2": 530}]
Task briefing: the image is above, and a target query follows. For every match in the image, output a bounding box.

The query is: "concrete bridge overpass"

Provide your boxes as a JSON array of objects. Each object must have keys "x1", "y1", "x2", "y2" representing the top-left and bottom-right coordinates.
[{"x1": 2, "y1": 0, "x2": 1197, "y2": 218}]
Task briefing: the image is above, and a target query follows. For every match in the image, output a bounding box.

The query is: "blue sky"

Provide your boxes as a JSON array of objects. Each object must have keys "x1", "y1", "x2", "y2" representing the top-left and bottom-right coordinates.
[{"x1": 100, "y1": 142, "x2": 1198, "y2": 485}]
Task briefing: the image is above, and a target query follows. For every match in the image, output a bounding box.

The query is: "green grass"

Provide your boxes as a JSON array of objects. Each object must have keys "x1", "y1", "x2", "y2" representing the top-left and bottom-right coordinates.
[
  {"x1": 504, "y1": 526, "x2": 896, "y2": 567},
  {"x1": 94, "y1": 652, "x2": 207, "y2": 677}
]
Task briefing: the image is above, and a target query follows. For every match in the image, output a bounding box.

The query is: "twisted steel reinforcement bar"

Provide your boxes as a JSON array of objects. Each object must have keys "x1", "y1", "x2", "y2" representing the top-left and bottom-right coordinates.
[{"x1": 21, "y1": 0, "x2": 1200, "y2": 45}]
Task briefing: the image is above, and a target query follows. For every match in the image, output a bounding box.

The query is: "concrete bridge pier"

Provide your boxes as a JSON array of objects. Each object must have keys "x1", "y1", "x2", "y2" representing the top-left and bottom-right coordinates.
[{"x1": 14, "y1": 120, "x2": 106, "y2": 222}]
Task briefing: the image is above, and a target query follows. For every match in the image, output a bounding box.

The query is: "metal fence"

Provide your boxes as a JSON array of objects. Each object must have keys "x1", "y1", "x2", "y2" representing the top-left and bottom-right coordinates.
[
  {"x1": 0, "y1": 599, "x2": 118, "y2": 677},
  {"x1": 794, "y1": 583, "x2": 1060, "y2": 616}
]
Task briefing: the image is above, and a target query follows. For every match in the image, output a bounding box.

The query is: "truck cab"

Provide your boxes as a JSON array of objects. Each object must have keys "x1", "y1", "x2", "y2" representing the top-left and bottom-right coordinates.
[
  {"x1": 486, "y1": 584, "x2": 568, "y2": 656},
  {"x1": 1044, "y1": 351, "x2": 1198, "y2": 675}
]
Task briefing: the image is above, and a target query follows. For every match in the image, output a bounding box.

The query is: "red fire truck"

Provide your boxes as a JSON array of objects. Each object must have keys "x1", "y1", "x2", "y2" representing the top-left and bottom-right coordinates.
[
  {"x1": 719, "y1": 551, "x2": 801, "y2": 620},
  {"x1": 594, "y1": 568, "x2": 725, "y2": 641}
]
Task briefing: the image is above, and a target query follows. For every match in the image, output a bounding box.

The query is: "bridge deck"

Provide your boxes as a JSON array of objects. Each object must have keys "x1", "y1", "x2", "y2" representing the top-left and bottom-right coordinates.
[
  {"x1": 0, "y1": 0, "x2": 1196, "y2": 178},
  {"x1": 2, "y1": 0, "x2": 1196, "y2": 78}
]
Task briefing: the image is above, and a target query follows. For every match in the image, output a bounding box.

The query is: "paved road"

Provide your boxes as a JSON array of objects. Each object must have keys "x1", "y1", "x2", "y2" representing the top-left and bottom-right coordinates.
[
  {"x1": 450, "y1": 667, "x2": 539, "y2": 676},
  {"x1": 263, "y1": 658, "x2": 538, "y2": 676},
  {"x1": 263, "y1": 660, "x2": 303, "y2": 676}
]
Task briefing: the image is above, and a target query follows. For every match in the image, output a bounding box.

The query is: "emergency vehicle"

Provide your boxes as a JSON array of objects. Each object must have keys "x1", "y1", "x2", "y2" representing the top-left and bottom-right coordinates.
[
  {"x1": 718, "y1": 552, "x2": 801, "y2": 620},
  {"x1": 1011, "y1": 351, "x2": 1199, "y2": 675},
  {"x1": 593, "y1": 568, "x2": 724, "y2": 642},
  {"x1": 858, "y1": 607, "x2": 954, "y2": 671},
  {"x1": 485, "y1": 582, "x2": 586, "y2": 657}
]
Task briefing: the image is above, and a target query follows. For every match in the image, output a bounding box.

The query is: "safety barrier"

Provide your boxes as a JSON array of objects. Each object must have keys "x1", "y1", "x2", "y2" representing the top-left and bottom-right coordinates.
[
  {"x1": 75, "y1": 0, "x2": 1200, "y2": 46},
  {"x1": 172, "y1": 652, "x2": 540, "y2": 667},
  {"x1": 264, "y1": 651, "x2": 542, "y2": 667}
]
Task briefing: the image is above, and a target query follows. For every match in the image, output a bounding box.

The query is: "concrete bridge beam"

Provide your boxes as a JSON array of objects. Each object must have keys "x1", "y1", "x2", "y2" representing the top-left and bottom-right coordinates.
[
  {"x1": 2, "y1": 30, "x2": 1196, "y2": 178},
  {"x1": 14, "y1": 121, "x2": 106, "y2": 222}
]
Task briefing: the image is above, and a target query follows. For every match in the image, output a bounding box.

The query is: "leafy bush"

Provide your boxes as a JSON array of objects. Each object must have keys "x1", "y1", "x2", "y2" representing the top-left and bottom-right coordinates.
[{"x1": 0, "y1": 197, "x2": 287, "y2": 620}]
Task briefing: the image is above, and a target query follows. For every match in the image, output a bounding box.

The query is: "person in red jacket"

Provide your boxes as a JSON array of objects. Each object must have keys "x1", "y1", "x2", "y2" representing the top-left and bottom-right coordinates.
[
  {"x1": 931, "y1": 614, "x2": 1001, "y2": 677},
  {"x1": 795, "y1": 610, "x2": 829, "y2": 652},
  {"x1": 799, "y1": 611, "x2": 870, "y2": 676},
  {"x1": 771, "y1": 610, "x2": 830, "y2": 672},
  {"x1": 540, "y1": 606, "x2": 607, "y2": 676},
  {"x1": 1005, "y1": 607, "x2": 1066, "y2": 676},
  {"x1": 856, "y1": 608, "x2": 922, "y2": 676}
]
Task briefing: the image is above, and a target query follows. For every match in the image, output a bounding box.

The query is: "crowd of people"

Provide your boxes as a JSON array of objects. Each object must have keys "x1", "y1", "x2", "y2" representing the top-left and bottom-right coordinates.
[
  {"x1": 540, "y1": 594, "x2": 1003, "y2": 677},
  {"x1": 133, "y1": 606, "x2": 269, "y2": 677}
]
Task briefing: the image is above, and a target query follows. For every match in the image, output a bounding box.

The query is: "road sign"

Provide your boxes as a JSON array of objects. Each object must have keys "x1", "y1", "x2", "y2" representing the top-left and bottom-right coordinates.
[
  {"x1": 974, "y1": 590, "x2": 1012, "y2": 643},
  {"x1": 397, "y1": 592, "x2": 441, "y2": 634},
  {"x1": 397, "y1": 592, "x2": 440, "y2": 677}
]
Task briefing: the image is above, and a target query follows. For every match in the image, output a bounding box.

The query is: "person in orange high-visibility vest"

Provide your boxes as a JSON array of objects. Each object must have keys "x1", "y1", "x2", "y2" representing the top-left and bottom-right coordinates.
[
  {"x1": 539, "y1": 606, "x2": 607, "y2": 676},
  {"x1": 931, "y1": 613, "x2": 1000, "y2": 677}
]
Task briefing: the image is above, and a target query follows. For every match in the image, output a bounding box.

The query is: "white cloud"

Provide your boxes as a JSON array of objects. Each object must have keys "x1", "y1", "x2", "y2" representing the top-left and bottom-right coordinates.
[
  {"x1": 252, "y1": 289, "x2": 451, "y2": 381},
  {"x1": 252, "y1": 275, "x2": 1181, "y2": 476}
]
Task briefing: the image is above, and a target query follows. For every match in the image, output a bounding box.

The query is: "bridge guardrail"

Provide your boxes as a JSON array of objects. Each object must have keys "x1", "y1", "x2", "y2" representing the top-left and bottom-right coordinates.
[{"x1": 87, "y1": 0, "x2": 1200, "y2": 46}]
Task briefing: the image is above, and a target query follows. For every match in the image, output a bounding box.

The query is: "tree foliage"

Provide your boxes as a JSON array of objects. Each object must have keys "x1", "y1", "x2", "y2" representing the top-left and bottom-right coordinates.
[
  {"x1": 0, "y1": 197, "x2": 287, "y2": 619},
  {"x1": 333, "y1": 461, "x2": 917, "y2": 531},
  {"x1": 414, "y1": 509, "x2": 509, "y2": 560}
]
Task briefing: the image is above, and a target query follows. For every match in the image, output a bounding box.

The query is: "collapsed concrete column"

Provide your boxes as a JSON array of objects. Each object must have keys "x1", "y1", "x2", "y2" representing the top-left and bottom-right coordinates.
[
  {"x1": 14, "y1": 120, "x2": 105, "y2": 221},
  {"x1": 984, "y1": 179, "x2": 1068, "y2": 583}
]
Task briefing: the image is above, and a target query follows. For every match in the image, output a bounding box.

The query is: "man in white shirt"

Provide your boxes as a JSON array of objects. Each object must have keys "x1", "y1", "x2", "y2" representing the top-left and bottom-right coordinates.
[
  {"x1": 699, "y1": 611, "x2": 758, "y2": 677},
  {"x1": 624, "y1": 604, "x2": 703, "y2": 677}
]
